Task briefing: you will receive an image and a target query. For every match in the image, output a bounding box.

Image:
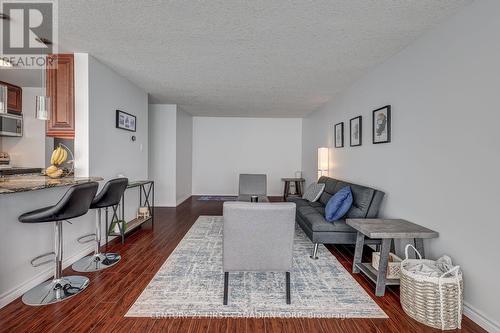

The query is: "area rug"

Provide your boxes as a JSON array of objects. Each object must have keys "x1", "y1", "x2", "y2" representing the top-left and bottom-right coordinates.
[
  {"x1": 197, "y1": 196, "x2": 237, "y2": 201},
  {"x1": 126, "y1": 216, "x2": 386, "y2": 319}
]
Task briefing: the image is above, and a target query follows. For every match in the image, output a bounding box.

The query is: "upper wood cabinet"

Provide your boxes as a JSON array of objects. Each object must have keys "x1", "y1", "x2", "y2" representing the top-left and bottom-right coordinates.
[
  {"x1": 0, "y1": 81, "x2": 22, "y2": 114},
  {"x1": 46, "y1": 54, "x2": 75, "y2": 139}
]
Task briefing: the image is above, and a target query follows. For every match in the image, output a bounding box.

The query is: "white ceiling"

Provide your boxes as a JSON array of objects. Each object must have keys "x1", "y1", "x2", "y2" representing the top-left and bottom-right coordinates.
[{"x1": 54, "y1": 1, "x2": 471, "y2": 117}]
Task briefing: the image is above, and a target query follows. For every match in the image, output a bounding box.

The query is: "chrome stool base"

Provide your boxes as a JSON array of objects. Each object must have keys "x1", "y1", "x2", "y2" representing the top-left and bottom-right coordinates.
[
  {"x1": 22, "y1": 276, "x2": 89, "y2": 306},
  {"x1": 72, "y1": 253, "x2": 121, "y2": 272}
]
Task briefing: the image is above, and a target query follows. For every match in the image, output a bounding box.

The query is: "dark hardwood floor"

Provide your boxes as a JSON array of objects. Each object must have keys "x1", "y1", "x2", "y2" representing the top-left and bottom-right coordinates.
[{"x1": 0, "y1": 196, "x2": 485, "y2": 333}]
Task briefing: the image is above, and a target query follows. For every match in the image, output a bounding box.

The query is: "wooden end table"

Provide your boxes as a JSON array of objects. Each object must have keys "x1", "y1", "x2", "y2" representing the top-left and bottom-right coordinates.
[
  {"x1": 346, "y1": 218, "x2": 438, "y2": 296},
  {"x1": 281, "y1": 178, "x2": 305, "y2": 199}
]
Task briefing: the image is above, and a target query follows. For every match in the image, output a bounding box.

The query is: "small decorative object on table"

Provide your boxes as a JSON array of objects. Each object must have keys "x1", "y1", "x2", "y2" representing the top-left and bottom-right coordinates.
[
  {"x1": 400, "y1": 244, "x2": 463, "y2": 330},
  {"x1": 110, "y1": 220, "x2": 127, "y2": 234},
  {"x1": 137, "y1": 206, "x2": 151, "y2": 219}
]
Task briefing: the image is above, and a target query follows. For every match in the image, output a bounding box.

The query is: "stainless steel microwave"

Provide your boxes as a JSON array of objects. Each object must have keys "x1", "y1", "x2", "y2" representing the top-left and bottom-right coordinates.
[{"x1": 0, "y1": 113, "x2": 23, "y2": 137}]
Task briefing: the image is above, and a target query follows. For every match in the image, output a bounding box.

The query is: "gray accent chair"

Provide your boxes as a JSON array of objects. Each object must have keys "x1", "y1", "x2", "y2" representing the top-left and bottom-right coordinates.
[
  {"x1": 223, "y1": 201, "x2": 296, "y2": 305},
  {"x1": 287, "y1": 176, "x2": 385, "y2": 259},
  {"x1": 237, "y1": 174, "x2": 267, "y2": 201}
]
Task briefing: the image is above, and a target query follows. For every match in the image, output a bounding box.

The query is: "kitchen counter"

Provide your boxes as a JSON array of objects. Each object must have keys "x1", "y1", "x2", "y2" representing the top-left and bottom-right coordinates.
[{"x1": 0, "y1": 174, "x2": 103, "y2": 194}]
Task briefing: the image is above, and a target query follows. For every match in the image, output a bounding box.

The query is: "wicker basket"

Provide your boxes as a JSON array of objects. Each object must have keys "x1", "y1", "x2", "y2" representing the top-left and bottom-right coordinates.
[
  {"x1": 400, "y1": 244, "x2": 463, "y2": 330},
  {"x1": 372, "y1": 252, "x2": 402, "y2": 279}
]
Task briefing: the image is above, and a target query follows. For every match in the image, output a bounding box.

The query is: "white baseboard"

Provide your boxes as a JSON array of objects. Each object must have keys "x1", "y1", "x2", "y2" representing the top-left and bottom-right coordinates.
[
  {"x1": 464, "y1": 302, "x2": 500, "y2": 333},
  {"x1": 0, "y1": 245, "x2": 94, "y2": 309},
  {"x1": 176, "y1": 194, "x2": 191, "y2": 206}
]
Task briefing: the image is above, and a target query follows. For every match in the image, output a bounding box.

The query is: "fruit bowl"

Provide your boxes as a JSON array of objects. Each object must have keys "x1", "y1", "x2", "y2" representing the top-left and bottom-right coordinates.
[{"x1": 45, "y1": 144, "x2": 74, "y2": 179}]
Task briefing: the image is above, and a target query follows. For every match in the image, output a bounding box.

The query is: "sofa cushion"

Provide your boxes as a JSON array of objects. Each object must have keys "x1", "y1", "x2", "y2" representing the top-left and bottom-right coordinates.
[
  {"x1": 302, "y1": 183, "x2": 325, "y2": 202},
  {"x1": 309, "y1": 201, "x2": 323, "y2": 208},
  {"x1": 297, "y1": 206, "x2": 355, "y2": 232},
  {"x1": 318, "y1": 177, "x2": 336, "y2": 205},
  {"x1": 286, "y1": 197, "x2": 311, "y2": 209},
  {"x1": 345, "y1": 183, "x2": 376, "y2": 218},
  {"x1": 317, "y1": 177, "x2": 378, "y2": 218},
  {"x1": 325, "y1": 186, "x2": 353, "y2": 221}
]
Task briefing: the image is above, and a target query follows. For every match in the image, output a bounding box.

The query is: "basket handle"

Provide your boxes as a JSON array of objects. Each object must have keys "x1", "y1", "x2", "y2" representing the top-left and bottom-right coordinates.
[
  {"x1": 438, "y1": 265, "x2": 462, "y2": 329},
  {"x1": 439, "y1": 265, "x2": 460, "y2": 279},
  {"x1": 404, "y1": 244, "x2": 422, "y2": 260}
]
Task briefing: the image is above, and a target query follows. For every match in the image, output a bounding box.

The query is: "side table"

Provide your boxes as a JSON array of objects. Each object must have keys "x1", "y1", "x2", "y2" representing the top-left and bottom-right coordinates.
[
  {"x1": 346, "y1": 218, "x2": 438, "y2": 296},
  {"x1": 281, "y1": 178, "x2": 305, "y2": 199}
]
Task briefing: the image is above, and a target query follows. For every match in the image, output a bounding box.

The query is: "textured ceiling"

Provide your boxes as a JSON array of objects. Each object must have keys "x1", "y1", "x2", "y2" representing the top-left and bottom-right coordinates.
[{"x1": 56, "y1": 0, "x2": 471, "y2": 117}]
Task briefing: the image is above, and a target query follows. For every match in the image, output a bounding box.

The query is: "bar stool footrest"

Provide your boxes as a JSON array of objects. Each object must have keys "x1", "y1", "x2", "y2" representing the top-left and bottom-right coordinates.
[
  {"x1": 30, "y1": 252, "x2": 55, "y2": 267},
  {"x1": 77, "y1": 233, "x2": 96, "y2": 244}
]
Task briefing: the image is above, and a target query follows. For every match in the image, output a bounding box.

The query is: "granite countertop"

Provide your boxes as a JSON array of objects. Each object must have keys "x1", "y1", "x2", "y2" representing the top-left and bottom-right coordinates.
[{"x1": 0, "y1": 174, "x2": 103, "y2": 194}]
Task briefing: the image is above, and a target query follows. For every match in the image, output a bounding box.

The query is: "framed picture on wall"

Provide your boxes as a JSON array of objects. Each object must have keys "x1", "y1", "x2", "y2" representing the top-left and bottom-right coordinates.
[
  {"x1": 334, "y1": 122, "x2": 344, "y2": 148},
  {"x1": 116, "y1": 110, "x2": 137, "y2": 132},
  {"x1": 372, "y1": 105, "x2": 391, "y2": 144},
  {"x1": 350, "y1": 116, "x2": 362, "y2": 147}
]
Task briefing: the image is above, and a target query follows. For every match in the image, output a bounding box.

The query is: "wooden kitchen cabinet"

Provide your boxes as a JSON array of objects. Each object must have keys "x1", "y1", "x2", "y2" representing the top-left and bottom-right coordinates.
[
  {"x1": 46, "y1": 54, "x2": 75, "y2": 139},
  {"x1": 0, "y1": 81, "x2": 22, "y2": 114}
]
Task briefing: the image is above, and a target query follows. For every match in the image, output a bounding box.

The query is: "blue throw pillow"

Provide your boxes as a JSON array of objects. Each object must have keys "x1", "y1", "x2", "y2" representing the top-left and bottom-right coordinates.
[{"x1": 325, "y1": 186, "x2": 353, "y2": 222}]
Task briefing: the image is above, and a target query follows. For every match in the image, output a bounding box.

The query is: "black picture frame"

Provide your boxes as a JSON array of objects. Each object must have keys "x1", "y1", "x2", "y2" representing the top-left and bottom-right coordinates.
[
  {"x1": 116, "y1": 110, "x2": 137, "y2": 132},
  {"x1": 334, "y1": 122, "x2": 344, "y2": 148},
  {"x1": 372, "y1": 105, "x2": 391, "y2": 144},
  {"x1": 349, "y1": 116, "x2": 362, "y2": 147}
]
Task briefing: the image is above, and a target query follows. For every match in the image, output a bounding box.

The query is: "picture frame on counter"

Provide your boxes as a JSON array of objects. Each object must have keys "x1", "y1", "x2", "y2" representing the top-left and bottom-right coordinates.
[
  {"x1": 350, "y1": 116, "x2": 362, "y2": 147},
  {"x1": 334, "y1": 122, "x2": 344, "y2": 148},
  {"x1": 372, "y1": 105, "x2": 391, "y2": 144},
  {"x1": 116, "y1": 110, "x2": 136, "y2": 132}
]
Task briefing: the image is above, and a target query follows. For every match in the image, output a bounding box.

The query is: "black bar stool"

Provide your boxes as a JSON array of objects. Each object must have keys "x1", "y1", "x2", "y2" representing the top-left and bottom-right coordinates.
[
  {"x1": 72, "y1": 178, "x2": 128, "y2": 272},
  {"x1": 18, "y1": 182, "x2": 99, "y2": 306}
]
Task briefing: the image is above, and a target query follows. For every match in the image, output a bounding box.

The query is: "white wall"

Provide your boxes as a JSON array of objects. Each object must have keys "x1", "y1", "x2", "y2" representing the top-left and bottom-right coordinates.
[
  {"x1": 192, "y1": 117, "x2": 302, "y2": 196},
  {"x1": 175, "y1": 108, "x2": 193, "y2": 205},
  {"x1": 149, "y1": 104, "x2": 177, "y2": 206},
  {"x1": 301, "y1": 1, "x2": 499, "y2": 330},
  {"x1": 88, "y1": 56, "x2": 148, "y2": 181},
  {"x1": 1, "y1": 87, "x2": 45, "y2": 167},
  {"x1": 149, "y1": 104, "x2": 193, "y2": 207},
  {"x1": 88, "y1": 55, "x2": 149, "y2": 222}
]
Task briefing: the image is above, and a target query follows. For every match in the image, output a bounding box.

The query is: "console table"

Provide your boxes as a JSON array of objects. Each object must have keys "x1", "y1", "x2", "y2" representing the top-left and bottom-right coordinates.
[
  {"x1": 281, "y1": 178, "x2": 305, "y2": 199},
  {"x1": 347, "y1": 218, "x2": 438, "y2": 296},
  {"x1": 106, "y1": 180, "x2": 154, "y2": 244}
]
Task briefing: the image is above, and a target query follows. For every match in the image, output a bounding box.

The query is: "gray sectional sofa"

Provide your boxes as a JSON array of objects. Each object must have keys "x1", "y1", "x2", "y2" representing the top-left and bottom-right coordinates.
[{"x1": 287, "y1": 176, "x2": 385, "y2": 258}]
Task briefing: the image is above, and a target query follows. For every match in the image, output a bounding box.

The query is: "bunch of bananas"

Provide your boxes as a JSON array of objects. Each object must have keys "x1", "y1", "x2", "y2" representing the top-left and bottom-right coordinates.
[
  {"x1": 45, "y1": 165, "x2": 63, "y2": 179},
  {"x1": 45, "y1": 146, "x2": 68, "y2": 178},
  {"x1": 50, "y1": 146, "x2": 68, "y2": 165}
]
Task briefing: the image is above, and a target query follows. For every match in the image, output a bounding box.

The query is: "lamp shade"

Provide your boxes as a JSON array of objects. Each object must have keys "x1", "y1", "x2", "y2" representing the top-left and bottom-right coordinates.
[
  {"x1": 0, "y1": 85, "x2": 7, "y2": 114},
  {"x1": 35, "y1": 95, "x2": 51, "y2": 120},
  {"x1": 317, "y1": 147, "x2": 329, "y2": 179}
]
